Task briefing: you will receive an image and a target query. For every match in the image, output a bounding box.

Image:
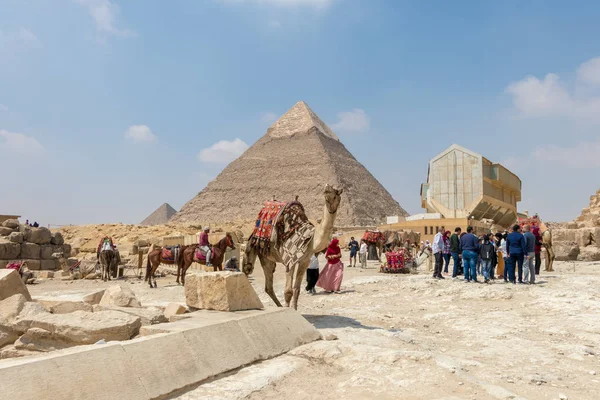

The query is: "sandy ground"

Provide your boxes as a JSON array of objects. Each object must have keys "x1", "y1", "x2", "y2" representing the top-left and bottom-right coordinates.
[{"x1": 29, "y1": 254, "x2": 600, "y2": 400}]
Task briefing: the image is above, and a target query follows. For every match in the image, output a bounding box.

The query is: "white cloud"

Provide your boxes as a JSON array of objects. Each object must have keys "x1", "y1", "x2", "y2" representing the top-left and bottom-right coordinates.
[
  {"x1": 331, "y1": 108, "x2": 370, "y2": 133},
  {"x1": 74, "y1": 0, "x2": 135, "y2": 37},
  {"x1": 505, "y1": 56, "x2": 600, "y2": 121},
  {"x1": 124, "y1": 125, "x2": 157, "y2": 143},
  {"x1": 0, "y1": 130, "x2": 44, "y2": 155},
  {"x1": 260, "y1": 112, "x2": 279, "y2": 124},
  {"x1": 221, "y1": 0, "x2": 335, "y2": 10},
  {"x1": 198, "y1": 138, "x2": 249, "y2": 163},
  {"x1": 533, "y1": 139, "x2": 600, "y2": 169}
]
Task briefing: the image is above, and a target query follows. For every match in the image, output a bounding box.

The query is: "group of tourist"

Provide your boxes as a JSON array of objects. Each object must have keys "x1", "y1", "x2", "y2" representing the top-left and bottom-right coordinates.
[{"x1": 429, "y1": 224, "x2": 543, "y2": 284}]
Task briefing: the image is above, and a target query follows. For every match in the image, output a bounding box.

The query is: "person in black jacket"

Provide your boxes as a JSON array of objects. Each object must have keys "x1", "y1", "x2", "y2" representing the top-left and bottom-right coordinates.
[
  {"x1": 450, "y1": 227, "x2": 462, "y2": 278},
  {"x1": 479, "y1": 234, "x2": 495, "y2": 284}
]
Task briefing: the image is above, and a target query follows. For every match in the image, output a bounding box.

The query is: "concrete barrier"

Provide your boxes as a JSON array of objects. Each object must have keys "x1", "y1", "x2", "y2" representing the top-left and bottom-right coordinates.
[{"x1": 0, "y1": 308, "x2": 321, "y2": 400}]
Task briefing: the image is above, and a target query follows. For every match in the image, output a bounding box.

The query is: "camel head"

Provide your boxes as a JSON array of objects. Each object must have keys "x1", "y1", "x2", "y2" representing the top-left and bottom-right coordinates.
[{"x1": 324, "y1": 184, "x2": 343, "y2": 214}]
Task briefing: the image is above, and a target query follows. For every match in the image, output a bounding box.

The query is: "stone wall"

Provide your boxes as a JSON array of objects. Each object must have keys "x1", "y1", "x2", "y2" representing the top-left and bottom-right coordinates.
[
  {"x1": 550, "y1": 189, "x2": 600, "y2": 261},
  {"x1": 0, "y1": 220, "x2": 72, "y2": 271}
]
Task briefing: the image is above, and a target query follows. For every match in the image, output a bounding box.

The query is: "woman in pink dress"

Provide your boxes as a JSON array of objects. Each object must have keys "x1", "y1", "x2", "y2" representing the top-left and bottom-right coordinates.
[{"x1": 316, "y1": 238, "x2": 344, "y2": 293}]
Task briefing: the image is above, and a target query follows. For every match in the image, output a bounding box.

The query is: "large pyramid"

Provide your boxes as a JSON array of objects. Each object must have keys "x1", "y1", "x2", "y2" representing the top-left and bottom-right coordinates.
[
  {"x1": 171, "y1": 101, "x2": 407, "y2": 227},
  {"x1": 140, "y1": 203, "x2": 177, "y2": 226}
]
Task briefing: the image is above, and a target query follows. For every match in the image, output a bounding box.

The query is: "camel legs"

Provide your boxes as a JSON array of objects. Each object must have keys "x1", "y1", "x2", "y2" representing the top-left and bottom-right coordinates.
[
  {"x1": 291, "y1": 260, "x2": 310, "y2": 310},
  {"x1": 545, "y1": 245, "x2": 555, "y2": 272},
  {"x1": 259, "y1": 254, "x2": 282, "y2": 307},
  {"x1": 284, "y1": 263, "x2": 296, "y2": 307}
]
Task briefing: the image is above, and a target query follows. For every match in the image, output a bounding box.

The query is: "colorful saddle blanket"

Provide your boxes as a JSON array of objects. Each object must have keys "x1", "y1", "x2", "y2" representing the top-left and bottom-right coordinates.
[
  {"x1": 161, "y1": 246, "x2": 180, "y2": 263},
  {"x1": 363, "y1": 231, "x2": 383, "y2": 244},
  {"x1": 382, "y1": 249, "x2": 413, "y2": 274},
  {"x1": 248, "y1": 201, "x2": 288, "y2": 255},
  {"x1": 194, "y1": 247, "x2": 209, "y2": 263}
]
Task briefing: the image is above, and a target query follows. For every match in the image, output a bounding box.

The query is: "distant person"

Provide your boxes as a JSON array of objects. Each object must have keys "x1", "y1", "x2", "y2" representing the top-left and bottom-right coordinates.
[
  {"x1": 316, "y1": 238, "x2": 344, "y2": 293},
  {"x1": 199, "y1": 227, "x2": 212, "y2": 267},
  {"x1": 442, "y1": 230, "x2": 451, "y2": 275},
  {"x1": 460, "y1": 226, "x2": 480, "y2": 282},
  {"x1": 359, "y1": 239, "x2": 368, "y2": 269},
  {"x1": 224, "y1": 256, "x2": 239, "y2": 272},
  {"x1": 450, "y1": 227, "x2": 462, "y2": 279},
  {"x1": 522, "y1": 224, "x2": 536, "y2": 284},
  {"x1": 305, "y1": 253, "x2": 320, "y2": 295},
  {"x1": 25, "y1": 219, "x2": 29, "y2": 226},
  {"x1": 347, "y1": 237, "x2": 359, "y2": 267},
  {"x1": 479, "y1": 234, "x2": 495, "y2": 284},
  {"x1": 432, "y1": 228, "x2": 445, "y2": 279},
  {"x1": 506, "y1": 224, "x2": 527, "y2": 284},
  {"x1": 533, "y1": 226, "x2": 543, "y2": 275},
  {"x1": 32, "y1": 221, "x2": 39, "y2": 228}
]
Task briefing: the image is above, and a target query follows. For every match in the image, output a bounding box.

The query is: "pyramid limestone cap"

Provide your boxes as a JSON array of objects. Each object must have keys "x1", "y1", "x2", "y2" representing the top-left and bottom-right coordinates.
[{"x1": 267, "y1": 101, "x2": 339, "y2": 141}]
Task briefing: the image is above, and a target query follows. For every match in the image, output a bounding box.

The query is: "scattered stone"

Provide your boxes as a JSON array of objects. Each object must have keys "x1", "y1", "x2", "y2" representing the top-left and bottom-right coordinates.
[
  {"x1": 8, "y1": 232, "x2": 23, "y2": 243},
  {"x1": 51, "y1": 232, "x2": 65, "y2": 245},
  {"x1": 0, "y1": 227, "x2": 14, "y2": 236},
  {"x1": 324, "y1": 334, "x2": 338, "y2": 341},
  {"x1": 24, "y1": 227, "x2": 52, "y2": 245},
  {"x1": 18, "y1": 310, "x2": 141, "y2": 344},
  {"x1": 559, "y1": 394, "x2": 568, "y2": 400},
  {"x1": 507, "y1": 378, "x2": 514, "y2": 383},
  {"x1": 93, "y1": 305, "x2": 167, "y2": 326},
  {"x1": 2, "y1": 219, "x2": 19, "y2": 229},
  {"x1": 36, "y1": 298, "x2": 93, "y2": 314},
  {"x1": 164, "y1": 302, "x2": 186, "y2": 320},
  {"x1": 184, "y1": 271, "x2": 264, "y2": 311},
  {"x1": 38, "y1": 271, "x2": 54, "y2": 279},
  {"x1": 458, "y1": 382, "x2": 464, "y2": 386},
  {"x1": 99, "y1": 285, "x2": 142, "y2": 308},
  {"x1": 82, "y1": 289, "x2": 105, "y2": 305},
  {"x1": 590, "y1": 371, "x2": 597, "y2": 375},
  {"x1": 0, "y1": 270, "x2": 32, "y2": 301},
  {"x1": 14, "y1": 327, "x2": 73, "y2": 352},
  {"x1": 11, "y1": 301, "x2": 48, "y2": 333}
]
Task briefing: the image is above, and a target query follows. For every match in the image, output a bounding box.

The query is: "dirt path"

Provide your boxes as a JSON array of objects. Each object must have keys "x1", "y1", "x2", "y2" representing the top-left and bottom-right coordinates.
[{"x1": 29, "y1": 256, "x2": 600, "y2": 399}]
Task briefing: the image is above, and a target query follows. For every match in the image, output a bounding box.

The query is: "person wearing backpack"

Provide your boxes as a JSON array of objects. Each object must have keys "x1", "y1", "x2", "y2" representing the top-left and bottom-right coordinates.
[{"x1": 479, "y1": 234, "x2": 495, "y2": 284}]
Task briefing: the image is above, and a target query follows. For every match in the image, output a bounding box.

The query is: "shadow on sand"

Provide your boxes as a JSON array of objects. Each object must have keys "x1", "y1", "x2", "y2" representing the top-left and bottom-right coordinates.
[{"x1": 302, "y1": 314, "x2": 379, "y2": 331}]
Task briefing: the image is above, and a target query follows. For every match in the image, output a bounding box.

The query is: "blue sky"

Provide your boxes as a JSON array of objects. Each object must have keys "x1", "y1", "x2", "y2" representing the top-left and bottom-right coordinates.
[{"x1": 1, "y1": 0, "x2": 599, "y2": 226}]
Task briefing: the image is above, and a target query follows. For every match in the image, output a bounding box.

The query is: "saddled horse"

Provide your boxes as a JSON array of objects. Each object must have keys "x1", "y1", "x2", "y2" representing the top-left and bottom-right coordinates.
[
  {"x1": 146, "y1": 245, "x2": 183, "y2": 288},
  {"x1": 176, "y1": 233, "x2": 236, "y2": 285}
]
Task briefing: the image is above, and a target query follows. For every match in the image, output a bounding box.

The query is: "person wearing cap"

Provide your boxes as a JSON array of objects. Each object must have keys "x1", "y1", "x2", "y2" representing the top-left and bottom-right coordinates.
[
  {"x1": 199, "y1": 227, "x2": 212, "y2": 267},
  {"x1": 224, "y1": 256, "x2": 239, "y2": 272}
]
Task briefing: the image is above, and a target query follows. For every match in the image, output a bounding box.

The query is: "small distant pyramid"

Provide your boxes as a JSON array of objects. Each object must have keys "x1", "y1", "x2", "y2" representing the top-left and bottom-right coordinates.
[
  {"x1": 171, "y1": 101, "x2": 407, "y2": 226},
  {"x1": 140, "y1": 203, "x2": 177, "y2": 226}
]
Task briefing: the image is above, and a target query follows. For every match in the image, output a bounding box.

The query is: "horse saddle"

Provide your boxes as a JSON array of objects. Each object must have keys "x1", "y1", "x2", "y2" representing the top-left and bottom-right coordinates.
[
  {"x1": 161, "y1": 245, "x2": 180, "y2": 262},
  {"x1": 194, "y1": 247, "x2": 211, "y2": 263}
]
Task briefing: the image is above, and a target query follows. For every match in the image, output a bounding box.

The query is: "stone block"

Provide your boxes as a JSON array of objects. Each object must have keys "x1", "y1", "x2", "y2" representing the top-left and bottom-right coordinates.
[
  {"x1": 554, "y1": 242, "x2": 580, "y2": 261},
  {"x1": 578, "y1": 246, "x2": 600, "y2": 261},
  {"x1": 40, "y1": 245, "x2": 56, "y2": 260},
  {"x1": 51, "y1": 232, "x2": 65, "y2": 245},
  {"x1": 36, "y1": 298, "x2": 93, "y2": 314},
  {"x1": 93, "y1": 305, "x2": 167, "y2": 326},
  {"x1": 38, "y1": 271, "x2": 54, "y2": 279},
  {"x1": 0, "y1": 270, "x2": 32, "y2": 302},
  {"x1": 2, "y1": 219, "x2": 19, "y2": 229},
  {"x1": 19, "y1": 310, "x2": 141, "y2": 344},
  {"x1": 0, "y1": 260, "x2": 7, "y2": 269},
  {"x1": 184, "y1": 271, "x2": 263, "y2": 311},
  {"x1": 99, "y1": 285, "x2": 142, "y2": 308},
  {"x1": 0, "y1": 242, "x2": 21, "y2": 259},
  {"x1": 82, "y1": 289, "x2": 105, "y2": 305},
  {"x1": 0, "y1": 227, "x2": 14, "y2": 236},
  {"x1": 8, "y1": 232, "x2": 23, "y2": 243},
  {"x1": 164, "y1": 302, "x2": 186, "y2": 320},
  {"x1": 40, "y1": 260, "x2": 58, "y2": 271},
  {"x1": 20, "y1": 243, "x2": 40, "y2": 259},
  {"x1": 14, "y1": 327, "x2": 73, "y2": 352},
  {"x1": 61, "y1": 244, "x2": 72, "y2": 258},
  {"x1": 0, "y1": 293, "x2": 27, "y2": 325},
  {"x1": 24, "y1": 227, "x2": 52, "y2": 245},
  {"x1": 24, "y1": 260, "x2": 41, "y2": 271}
]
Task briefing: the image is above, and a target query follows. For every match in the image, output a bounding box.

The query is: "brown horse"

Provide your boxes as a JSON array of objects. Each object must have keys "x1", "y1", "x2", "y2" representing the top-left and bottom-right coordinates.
[
  {"x1": 145, "y1": 245, "x2": 184, "y2": 288},
  {"x1": 176, "y1": 233, "x2": 236, "y2": 285}
]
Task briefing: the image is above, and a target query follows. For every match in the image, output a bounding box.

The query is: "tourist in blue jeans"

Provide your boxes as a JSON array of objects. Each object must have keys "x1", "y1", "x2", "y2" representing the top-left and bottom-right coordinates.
[
  {"x1": 479, "y1": 234, "x2": 495, "y2": 283},
  {"x1": 506, "y1": 224, "x2": 527, "y2": 284},
  {"x1": 460, "y1": 226, "x2": 480, "y2": 282}
]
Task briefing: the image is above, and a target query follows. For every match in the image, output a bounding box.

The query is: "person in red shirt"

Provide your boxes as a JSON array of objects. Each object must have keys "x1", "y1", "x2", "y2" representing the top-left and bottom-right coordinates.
[{"x1": 199, "y1": 227, "x2": 212, "y2": 266}]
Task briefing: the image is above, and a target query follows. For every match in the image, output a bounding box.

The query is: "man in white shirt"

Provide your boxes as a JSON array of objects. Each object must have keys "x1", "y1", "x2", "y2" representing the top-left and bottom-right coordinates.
[
  {"x1": 305, "y1": 254, "x2": 320, "y2": 294},
  {"x1": 359, "y1": 240, "x2": 368, "y2": 269},
  {"x1": 432, "y1": 228, "x2": 445, "y2": 279}
]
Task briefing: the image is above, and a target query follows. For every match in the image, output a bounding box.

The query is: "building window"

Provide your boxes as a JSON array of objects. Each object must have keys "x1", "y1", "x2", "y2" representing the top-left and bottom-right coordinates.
[
  {"x1": 430, "y1": 226, "x2": 434, "y2": 234},
  {"x1": 424, "y1": 227, "x2": 428, "y2": 235},
  {"x1": 435, "y1": 226, "x2": 439, "y2": 233}
]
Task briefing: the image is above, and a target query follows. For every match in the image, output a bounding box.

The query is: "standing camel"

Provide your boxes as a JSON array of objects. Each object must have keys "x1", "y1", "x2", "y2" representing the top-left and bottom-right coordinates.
[
  {"x1": 176, "y1": 233, "x2": 236, "y2": 285},
  {"x1": 542, "y1": 230, "x2": 555, "y2": 272},
  {"x1": 99, "y1": 249, "x2": 117, "y2": 282},
  {"x1": 243, "y1": 184, "x2": 343, "y2": 310}
]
